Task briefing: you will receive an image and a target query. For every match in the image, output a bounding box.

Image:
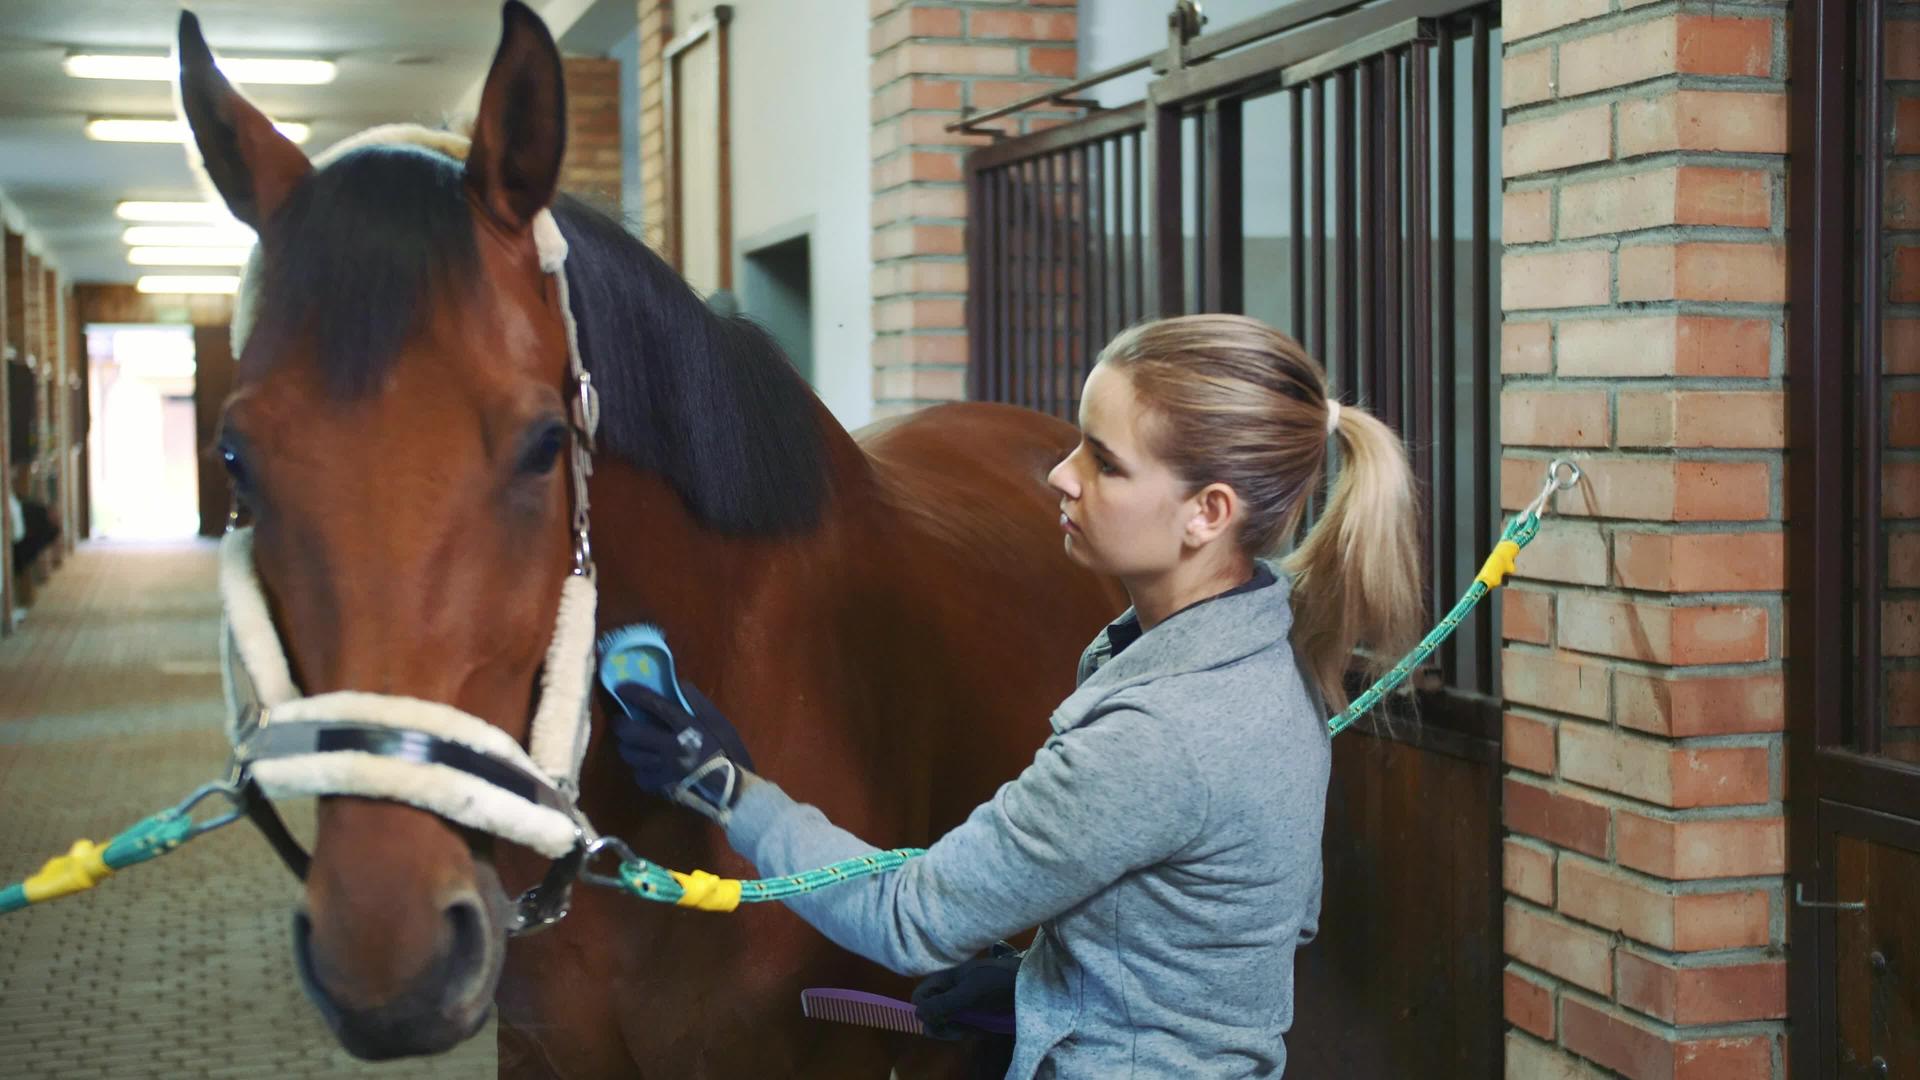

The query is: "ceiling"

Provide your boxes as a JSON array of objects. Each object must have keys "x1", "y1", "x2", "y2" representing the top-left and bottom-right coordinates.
[{"x1": 0, "y1": 0, "x2": 634, "y2": 284}]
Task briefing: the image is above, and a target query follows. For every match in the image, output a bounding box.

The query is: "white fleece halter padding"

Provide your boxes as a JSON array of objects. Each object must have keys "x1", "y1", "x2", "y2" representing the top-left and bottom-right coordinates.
[
  {"x1": 220, "y1": 528, "x2": 299, "y2": 716},
  {"x1": 251, "y1": 754, "x2": 579, "y2": 858}
]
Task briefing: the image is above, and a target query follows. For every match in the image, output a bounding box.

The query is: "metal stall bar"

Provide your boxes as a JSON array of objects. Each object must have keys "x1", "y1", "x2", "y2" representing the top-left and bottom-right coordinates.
[{"x1": 1202, "y1": 99, "x2": 1245, "y2": 313}]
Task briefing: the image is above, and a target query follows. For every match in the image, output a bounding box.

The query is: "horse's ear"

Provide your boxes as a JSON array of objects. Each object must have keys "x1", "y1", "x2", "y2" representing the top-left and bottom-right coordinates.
[
  {"x1": 466, "y1": 1, "x2": 568, "y2": 231},
  {"x1": 176, "y1": 10, "x2": 312, "y2": 230}
]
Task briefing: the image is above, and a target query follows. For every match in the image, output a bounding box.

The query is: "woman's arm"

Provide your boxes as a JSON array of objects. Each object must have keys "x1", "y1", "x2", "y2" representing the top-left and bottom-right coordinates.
[{"x1": 725, "y1": 706, "x2": 1208, "y2": 976}]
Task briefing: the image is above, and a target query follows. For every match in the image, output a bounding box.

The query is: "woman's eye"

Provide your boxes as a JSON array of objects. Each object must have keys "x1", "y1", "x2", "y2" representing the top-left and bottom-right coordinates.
[
  {"x1": 1095, "y1": 456, "x2": 1117, "y2": 476},
  {"x1": 520, "y1": 425, "x2": 567, "y2": 475}
]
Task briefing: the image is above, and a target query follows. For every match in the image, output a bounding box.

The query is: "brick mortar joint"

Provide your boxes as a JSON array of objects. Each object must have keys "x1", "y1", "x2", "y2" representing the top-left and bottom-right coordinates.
[
  {"x1": 1502, "y1": 73, "x2": 1787, "y2": 125},
  {"x1": 1555, "y1": 984, "x2": 1788, "y2": 1041},
  {"x1": 1506, "y1": 0, "x2": 1788, "y2": 56},
  {"x1": 1505, "y1": 764, "x2": 1788, "y2": 815},
  {"x1": 1555, "y1": 850, "x2": 1786, "y2": 895}
]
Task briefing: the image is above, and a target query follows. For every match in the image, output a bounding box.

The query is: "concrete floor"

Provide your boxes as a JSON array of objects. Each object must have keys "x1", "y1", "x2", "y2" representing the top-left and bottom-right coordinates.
[{"x1": 0, "y1": 540, "x2": 495, "y2": 1079}]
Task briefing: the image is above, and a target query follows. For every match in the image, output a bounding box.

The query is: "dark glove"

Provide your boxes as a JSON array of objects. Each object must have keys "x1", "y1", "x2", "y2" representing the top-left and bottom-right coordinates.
[
  {"x1": 598, "y1": 626, "x2": 755, "y2": 825},
  {"x1": 911, "y1": 942, "x2": 1021, "y2": 1039}
]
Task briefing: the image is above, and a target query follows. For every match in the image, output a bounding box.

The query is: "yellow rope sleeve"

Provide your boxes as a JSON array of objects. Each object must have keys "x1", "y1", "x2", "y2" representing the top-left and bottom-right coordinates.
[
  {"x1": 22, "y1": 840, "x2": 115, "y2": 904},
  {"x1": 670, "y1": 869, "x2": 743, "y2": 912},
  {"x1": 1474, "y1": 540, "x2": 1522, "y2": 590}
]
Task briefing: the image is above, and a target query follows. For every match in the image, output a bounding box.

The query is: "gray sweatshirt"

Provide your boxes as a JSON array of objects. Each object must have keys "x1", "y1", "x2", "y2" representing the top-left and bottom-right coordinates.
[{"x1": 724, "y1": 567, "x2": 1330, "y2": 1078}]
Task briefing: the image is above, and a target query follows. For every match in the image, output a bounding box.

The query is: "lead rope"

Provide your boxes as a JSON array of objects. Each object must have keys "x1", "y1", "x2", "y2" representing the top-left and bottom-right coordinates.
[{"x1": 0, "y1": 460, "x2": 1582, "y2": 918}]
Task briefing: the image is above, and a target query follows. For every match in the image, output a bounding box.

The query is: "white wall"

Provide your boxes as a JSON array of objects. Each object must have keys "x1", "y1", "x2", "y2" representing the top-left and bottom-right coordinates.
[{"x1": 689, "y1": 0, "x2": 875, "y2": 430}]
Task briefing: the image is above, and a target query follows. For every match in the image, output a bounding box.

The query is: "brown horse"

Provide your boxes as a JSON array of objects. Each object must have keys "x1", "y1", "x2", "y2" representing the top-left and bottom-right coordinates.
[{"x1": 178, "y1": 4, "x2": 1121, "y2": 1075}]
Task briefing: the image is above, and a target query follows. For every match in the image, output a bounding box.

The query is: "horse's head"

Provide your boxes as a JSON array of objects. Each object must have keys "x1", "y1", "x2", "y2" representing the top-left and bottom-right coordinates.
[{"x1": 179, "y1": 3, "x2": 577, "y2": 1058}]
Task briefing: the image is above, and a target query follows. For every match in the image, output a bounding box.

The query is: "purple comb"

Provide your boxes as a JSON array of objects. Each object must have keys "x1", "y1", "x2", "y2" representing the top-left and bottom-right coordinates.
[{"x1": 799, "y1": 987, "x2": 1015, "y2": 1037}]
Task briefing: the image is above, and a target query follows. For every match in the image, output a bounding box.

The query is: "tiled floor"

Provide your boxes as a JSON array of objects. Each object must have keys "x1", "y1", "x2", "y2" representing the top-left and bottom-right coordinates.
[{"x1": 0, "y1": 540, "x2": 494, "y2": 1078}]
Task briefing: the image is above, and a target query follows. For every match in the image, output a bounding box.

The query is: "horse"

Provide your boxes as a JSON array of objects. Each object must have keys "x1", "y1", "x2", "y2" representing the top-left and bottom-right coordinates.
[{"x1": 176, "y1": 3, "x2": 1124, "y2": 1076}]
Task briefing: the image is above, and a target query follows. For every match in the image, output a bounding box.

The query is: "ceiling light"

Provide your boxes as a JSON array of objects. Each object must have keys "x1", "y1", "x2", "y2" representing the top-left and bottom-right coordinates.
[
  {"x1": 135, "y1": 275, "x2": 239, "y2": 295},
  {"x1": 122, "y1": 225, "x2": 257, "y2": 247},
  {"x1": 128, "y1": 246, "x2": 254, "y2": 267},
  {"x1": 116, "y1": 201, "x2": 234, "y2": 223},
  {"x1": 87, "y1": 118, "x2": 310, "y2": 145},
  {"x1": 65, "y1": 54, "x2": 336, "y2": 85}
]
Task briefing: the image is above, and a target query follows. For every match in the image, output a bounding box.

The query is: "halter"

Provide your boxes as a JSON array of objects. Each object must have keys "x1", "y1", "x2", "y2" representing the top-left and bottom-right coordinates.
[{"x1": 218, "y1": 125, "x2": 602, "y2": 934}]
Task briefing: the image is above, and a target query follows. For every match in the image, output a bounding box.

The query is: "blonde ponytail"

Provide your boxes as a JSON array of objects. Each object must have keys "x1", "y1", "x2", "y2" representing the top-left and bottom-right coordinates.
[{"x1": 1282, "y1": 404, "x2": 1424, "y2": 712}]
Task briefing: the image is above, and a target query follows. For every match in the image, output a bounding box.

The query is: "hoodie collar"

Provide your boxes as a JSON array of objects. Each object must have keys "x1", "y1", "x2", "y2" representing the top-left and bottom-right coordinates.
[{"x1": 1053, "y1": 562, "x2": 1293, "y2": 733}]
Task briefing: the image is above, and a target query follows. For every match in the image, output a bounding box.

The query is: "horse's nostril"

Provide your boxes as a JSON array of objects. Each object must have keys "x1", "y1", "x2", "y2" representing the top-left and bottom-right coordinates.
[{"x1": 440, "y1": 894, "x2": 491, "y2": 1001}]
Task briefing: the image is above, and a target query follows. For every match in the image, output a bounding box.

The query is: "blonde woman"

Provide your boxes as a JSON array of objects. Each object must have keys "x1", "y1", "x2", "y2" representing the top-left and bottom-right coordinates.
[{"x1": 604, "y1": 314, "x2": 1424, "y2": 1078}]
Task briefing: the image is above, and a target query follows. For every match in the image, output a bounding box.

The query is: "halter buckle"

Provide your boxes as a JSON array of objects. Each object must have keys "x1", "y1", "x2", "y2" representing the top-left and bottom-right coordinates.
[{"x1": 506, "y1": 835, "x2": 590, "y2": 936}]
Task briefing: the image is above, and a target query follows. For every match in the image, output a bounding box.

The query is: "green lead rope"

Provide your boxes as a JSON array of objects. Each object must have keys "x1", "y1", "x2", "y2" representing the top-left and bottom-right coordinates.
[
  {"x1": 1, "y1": 464, "x2": 1576, "y2": 918},
  {"x1": 1328, "y1": 507, "x2": 1543, "y2": 738},
  {"x1": 0, "y1": 800, "x2": 214, "y2": 914}
]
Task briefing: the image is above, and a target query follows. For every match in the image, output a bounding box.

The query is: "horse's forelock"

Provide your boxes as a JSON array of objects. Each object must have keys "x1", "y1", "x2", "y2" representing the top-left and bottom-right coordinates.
[{"x1": 241, "y1": 140, "x2": 479, "y2": 399}]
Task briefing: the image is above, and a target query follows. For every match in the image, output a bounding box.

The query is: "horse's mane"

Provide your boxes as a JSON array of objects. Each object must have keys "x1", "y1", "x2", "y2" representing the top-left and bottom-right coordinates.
[
  {"x1": 241, "y1": 140, "x2": 832, "y2": 535},
  {"x1": 550, "y1": 196, "x2": 833, "y2": 535}
]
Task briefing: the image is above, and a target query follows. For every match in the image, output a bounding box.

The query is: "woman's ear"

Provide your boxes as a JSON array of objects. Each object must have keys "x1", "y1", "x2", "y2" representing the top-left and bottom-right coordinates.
[{"x1": 1185, "y1": 483, "x2": 1240, "y2": 548}]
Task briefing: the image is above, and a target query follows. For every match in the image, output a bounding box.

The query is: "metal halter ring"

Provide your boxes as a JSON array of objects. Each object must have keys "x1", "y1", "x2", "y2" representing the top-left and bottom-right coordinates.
[
  {"x1": 1524, "y1": 459, "x2": 1583, "y2": 520},
  {"x1": 578, "y1": 835, "x2": 640, "y2": 890}
]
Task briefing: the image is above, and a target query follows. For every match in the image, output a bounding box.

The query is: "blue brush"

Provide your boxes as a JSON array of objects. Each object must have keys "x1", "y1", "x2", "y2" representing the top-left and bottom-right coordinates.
[{"x1": 596, "y1": 623, "x2": 694, "y2": 717}]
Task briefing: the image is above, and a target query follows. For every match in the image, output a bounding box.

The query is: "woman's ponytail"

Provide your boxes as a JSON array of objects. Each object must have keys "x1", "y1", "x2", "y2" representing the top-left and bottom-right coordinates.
[{"x1": 1282, "y1": 403, "x2": 1424, "y2": 713}]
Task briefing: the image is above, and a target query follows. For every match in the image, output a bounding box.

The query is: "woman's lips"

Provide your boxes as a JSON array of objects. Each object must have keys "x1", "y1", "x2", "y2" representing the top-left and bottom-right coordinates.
[{"x1": 1059, "y1": 512, "x2": 1079, "y2": 534}]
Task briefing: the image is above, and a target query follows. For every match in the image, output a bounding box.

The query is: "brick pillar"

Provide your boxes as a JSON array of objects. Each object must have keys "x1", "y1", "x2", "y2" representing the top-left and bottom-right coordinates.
[
  {"x1": 560, "y1": 56, "x2": 623, "y2": 211},
  {"x1": 637, "y1": 0, "x2": 674, "y2": 251},
  {"x1": 869, "y1": 1, "x2": 1077, "y2": 419},
  {"x1": 1498, "y1": 5, "x2": 1789, "y2": 1077}
]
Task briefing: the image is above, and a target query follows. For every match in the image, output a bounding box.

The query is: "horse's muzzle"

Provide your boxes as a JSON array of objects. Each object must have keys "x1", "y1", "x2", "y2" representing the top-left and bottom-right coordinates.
[{"x1": 291, "y1": 864, "x2": 508, "y2": 1060}]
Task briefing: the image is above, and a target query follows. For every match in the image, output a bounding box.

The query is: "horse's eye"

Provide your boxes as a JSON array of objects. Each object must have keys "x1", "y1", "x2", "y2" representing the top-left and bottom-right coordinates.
[
  {"x1": 520, "y1": 423, "x2": 568, "y2": 476},
  {"x1": 219, "y1": 443, "x2": 249, "y2": 489}
]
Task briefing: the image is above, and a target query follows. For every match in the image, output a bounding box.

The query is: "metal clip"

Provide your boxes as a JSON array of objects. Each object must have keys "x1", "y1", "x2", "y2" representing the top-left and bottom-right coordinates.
[
  {"x1": 171, "y1": 780, "x2": 248, "y2": 841},
  {"x1": 579, "y1": 835, "x2": 640, "y2": 890},
  {"x1": 1793, "y1": 882, "x2": 1867, "y2": 912},
  {"x1": 1523, "y1": 458, "x2": 1582, "y2": 520}
]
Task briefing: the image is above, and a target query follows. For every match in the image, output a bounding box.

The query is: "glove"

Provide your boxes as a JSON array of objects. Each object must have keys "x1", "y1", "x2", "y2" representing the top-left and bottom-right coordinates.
[
  {"x1": 910, "y1": 942, "x2": 1021, "y2": 1040},
  {"x1": 598, "y1": 626, "x2": 756, "y2": 825}
]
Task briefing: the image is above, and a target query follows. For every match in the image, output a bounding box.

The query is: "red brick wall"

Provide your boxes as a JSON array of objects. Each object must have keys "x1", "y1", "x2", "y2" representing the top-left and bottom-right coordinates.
[
  {"x1": 869, "y1": 0, "x2": 1078, "y2": 418},
  {"x1": 1499, "y1": 3, "x2": 1789, "y2": 1076},
  {"x1": 560, "y1": 55, "x2": 623, "y2": 212},
  {"x1": 638, "y1": 0, "x2": 673, "y2": 251}
]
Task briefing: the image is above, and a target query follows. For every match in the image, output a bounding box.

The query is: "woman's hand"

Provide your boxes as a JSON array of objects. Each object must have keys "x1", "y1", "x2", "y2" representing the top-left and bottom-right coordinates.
[{"x1": 600, "y1": 659, "x2": 756, "y2": 825}]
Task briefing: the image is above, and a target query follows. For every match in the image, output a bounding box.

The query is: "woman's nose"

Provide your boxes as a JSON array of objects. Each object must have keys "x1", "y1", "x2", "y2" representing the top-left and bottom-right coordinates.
[{"x1": 1047, "y1": 456, "x2": 1077, "y2": 499}]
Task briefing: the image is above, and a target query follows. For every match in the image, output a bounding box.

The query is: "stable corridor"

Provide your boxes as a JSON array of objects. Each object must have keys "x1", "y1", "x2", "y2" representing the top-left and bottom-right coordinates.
[{"x1": 0, "y1": 541, "x2": 491, "y2": 1078}]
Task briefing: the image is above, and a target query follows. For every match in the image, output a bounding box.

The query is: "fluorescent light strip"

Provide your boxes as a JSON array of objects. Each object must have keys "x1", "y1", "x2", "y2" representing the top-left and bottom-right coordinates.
[
  {"x1": 65, "y1": 54, "x2": 335, "y2": 85},
  {"x1": 128, "y1": 246, "x2": 254, "y2": 267},
  {"x1": 122, "y1": 225, "x2": 256, "y2": 247},
  {"x1": 87, "y1": 118, "x2": 310, "y2": 145},
  {"x1": 115, "y1": 201, "x2": 234, "y2": 223},
  {"x1": 135, "y1": 275, "x2": 239, "y2": 295}
]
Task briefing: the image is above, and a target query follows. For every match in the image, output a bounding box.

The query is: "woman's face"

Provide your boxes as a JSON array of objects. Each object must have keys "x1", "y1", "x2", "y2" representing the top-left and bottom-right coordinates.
[{"x1": 1047, "y1": 363, "x2": 1198, "y2": 578}]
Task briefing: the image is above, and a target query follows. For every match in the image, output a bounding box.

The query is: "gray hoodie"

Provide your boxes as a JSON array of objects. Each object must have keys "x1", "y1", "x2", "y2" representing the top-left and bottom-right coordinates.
[{"x1": 724, "y1": 567, "x2": 1330, "y2": 1078}]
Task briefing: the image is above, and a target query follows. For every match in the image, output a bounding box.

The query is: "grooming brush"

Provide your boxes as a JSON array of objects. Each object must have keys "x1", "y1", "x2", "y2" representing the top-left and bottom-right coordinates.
[
  {"x1": 596, "y1": 623, "x2": 694, "y2": 714},
  {"x1": 799, "y1": 988, "x2": 1015, "y2": 1036}
]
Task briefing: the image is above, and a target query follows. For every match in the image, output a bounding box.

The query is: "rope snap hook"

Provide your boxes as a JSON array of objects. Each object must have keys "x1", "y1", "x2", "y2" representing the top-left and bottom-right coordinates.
[{"x1": 1524, "y1": 458, "x2": 1583, "y2": 520}]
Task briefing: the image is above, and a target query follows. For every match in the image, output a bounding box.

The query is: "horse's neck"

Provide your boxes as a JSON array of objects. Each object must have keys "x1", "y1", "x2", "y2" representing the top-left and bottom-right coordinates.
[{"x1": 585, "y1": 418, "x2": 875, "y2": 650}]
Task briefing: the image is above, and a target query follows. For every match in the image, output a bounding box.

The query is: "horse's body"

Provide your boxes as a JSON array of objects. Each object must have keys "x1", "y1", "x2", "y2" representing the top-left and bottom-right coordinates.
[
  {"x1": 499, "y1": 403, "x2": 1121, "y2": 1077},
  {"x1": 175, "y1": 5, "x2": 1121, "y2": 1076}
]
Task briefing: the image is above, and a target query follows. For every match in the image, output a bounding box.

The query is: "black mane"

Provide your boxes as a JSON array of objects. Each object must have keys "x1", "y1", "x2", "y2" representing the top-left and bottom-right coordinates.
[
  {"x1": 551, "y1": 196, "x2": 832, "y2": 534},
  {"x1": 245, "y1": 141, "x2": 831, "y2": 535}
]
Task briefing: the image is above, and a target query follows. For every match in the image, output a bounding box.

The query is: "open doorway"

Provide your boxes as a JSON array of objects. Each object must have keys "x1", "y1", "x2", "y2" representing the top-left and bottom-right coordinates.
[
  {"x1": 85, "y1": 324, "x2": 199, "y2": 540},
  {"x1": 742, "y1": 232, "x2": 813, "y2": 384}
]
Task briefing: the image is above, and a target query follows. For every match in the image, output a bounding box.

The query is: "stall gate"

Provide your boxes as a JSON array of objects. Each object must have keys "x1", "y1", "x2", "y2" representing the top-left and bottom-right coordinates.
[{"x1": 965, "y1": 2, "x2": 1506, "y2": 1074}]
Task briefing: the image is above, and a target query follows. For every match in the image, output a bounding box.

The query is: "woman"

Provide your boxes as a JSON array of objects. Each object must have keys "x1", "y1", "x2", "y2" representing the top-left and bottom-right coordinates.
[{"x1": 604, "y1": 314, "x2": 1422, "y2": 1078}]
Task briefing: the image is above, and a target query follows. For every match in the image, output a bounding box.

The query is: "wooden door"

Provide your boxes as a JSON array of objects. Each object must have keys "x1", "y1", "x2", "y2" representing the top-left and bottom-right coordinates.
[{"x1": 1788, "y1": 2, "x2": 1920, "y2": 1076}]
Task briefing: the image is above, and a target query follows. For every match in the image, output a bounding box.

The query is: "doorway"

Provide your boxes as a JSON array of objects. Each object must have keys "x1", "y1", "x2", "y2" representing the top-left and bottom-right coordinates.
[{"x1": 85, "y1": 324, "x2": 198, "y2": 540}]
